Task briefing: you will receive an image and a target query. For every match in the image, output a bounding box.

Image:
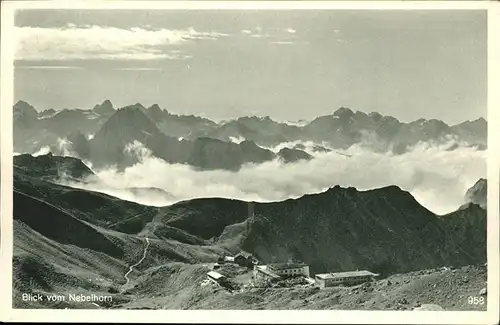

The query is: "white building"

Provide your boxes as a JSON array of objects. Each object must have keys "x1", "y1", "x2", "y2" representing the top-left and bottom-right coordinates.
[
  {"x1": 253, "y1": 265, "x2": 280, "y2": 287},
  {"x1": 315, "y1": 270, "x2": 378, "y2": 288},
  {"x1": 253, "y1": 261, "x2": 310, "y2": 287},
  {"x1": 267, "y1": 262, "x2": 310, "y2": 277},
  {"x1": 224, "y1": 256, "x2": 235, "y2": 262},
  {"x1": 207, "y1": 271, "x2": 225, "y2": 284}
]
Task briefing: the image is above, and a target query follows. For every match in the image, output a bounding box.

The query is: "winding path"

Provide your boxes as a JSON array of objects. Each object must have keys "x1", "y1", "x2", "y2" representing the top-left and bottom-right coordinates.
[{"x1": 122, "y1": 237, "x2": 150, "y2": 291}]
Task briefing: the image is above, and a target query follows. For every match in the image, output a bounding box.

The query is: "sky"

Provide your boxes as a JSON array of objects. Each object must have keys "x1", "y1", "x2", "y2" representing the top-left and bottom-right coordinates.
[{"x1": 13, "y1": 9, "x2": 487, "y2": 124}]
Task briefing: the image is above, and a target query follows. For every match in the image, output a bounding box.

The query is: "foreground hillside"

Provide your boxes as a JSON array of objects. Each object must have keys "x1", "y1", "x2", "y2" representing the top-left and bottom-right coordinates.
[
  {"x1": 161, "y1": 186, "x2": 486, "y2": 276},
  {"x1": 12, "y1": 154, "x2": 487, "y2": 310},
  {"x1": 14, "y1": 255, "x2": 487, "y2": 311},
  {"x1": 112, "y1": 263, "x2": 488, "y2": 311}
]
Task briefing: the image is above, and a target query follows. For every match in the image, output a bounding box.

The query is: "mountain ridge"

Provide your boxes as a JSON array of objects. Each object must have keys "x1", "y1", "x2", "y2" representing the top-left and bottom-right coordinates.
[{"x1": 14, "y1": 100, "x2": 487, "y2": 159}]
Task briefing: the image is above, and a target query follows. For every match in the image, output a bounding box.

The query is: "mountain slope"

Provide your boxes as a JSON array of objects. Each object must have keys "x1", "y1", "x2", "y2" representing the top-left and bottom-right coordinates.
[
  {"x1": 183, "y1": 138, "x2": 276, "y2": 171},
  {"x1": 13, "y1": 153, "x2": 486, "y2": 278},
  {"x1": 85, "y1": 107, "x2": 279, "y2": 170},
  {"x1": 464, "y1": 178, "x2": 487, "y2": 209},
  {"x1": 12, "y1": 154, "x2": 487, "y2": 310},
  {"x1": 12, "y1": 156, "x2": 229, "y2": 308},
  {"x1": 14, "y1": 190, "x2": 124, "y2": 258},
  {"x1": 88, "y1": 104, "x2": 177, "y2": 168},
  {"x1": 14, "y1": 152, "x2": 94, "y2": 180},
  {"x1": 450, "y1": 118, "x2": 487, "y2": 147},
  {"x1": 244, "y1": 186, "x2": 485, "y2": 275},
  {"x1": 162, "y1": 185, "x2": 486, "y2": 276},
  {"x1": 439, "y1": 203, "x2": 486, "y2": 262}
]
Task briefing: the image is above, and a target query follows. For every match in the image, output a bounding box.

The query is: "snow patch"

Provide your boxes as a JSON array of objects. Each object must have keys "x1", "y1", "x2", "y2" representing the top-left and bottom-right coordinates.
[
  {"x1": 229, "y1": 136, "x2": 246, "y2": 144},
  {"x1": 32, "y1": 146, "x2": 51, "y2": 156}
]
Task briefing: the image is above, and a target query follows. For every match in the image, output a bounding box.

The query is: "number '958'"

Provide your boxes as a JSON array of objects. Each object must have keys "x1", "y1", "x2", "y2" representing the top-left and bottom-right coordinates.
[{"x1": 468, "y1": 296, "x2": 485, "y2": 305}]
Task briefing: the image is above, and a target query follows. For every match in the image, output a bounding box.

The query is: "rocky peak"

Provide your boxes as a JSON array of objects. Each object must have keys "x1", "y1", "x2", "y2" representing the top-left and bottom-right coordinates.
[
  {"x1": 120, "y1": 103, "x2": 146, "y2": 111},
  {"x1": 333, "y1": 107, "x2": 355, "y2": 118},
  {"x1": 240, "y1": 139, "x2": 259, "y2": 147},
  {"x1": 146, "y1": 103, "x2": 167, "y2": 120},
  {"x1": 94, "y1": 103, "x2": 161, "y2": 140},
  {"x1": 148, "y1": 104, "x2": 163, "y2": 112},
  {"x1": 456, "y1": 117, "x2": 487, "y2": 126},
  {"x1": 464, "y1": 178, "x2": 487, "y2": 209},
  {"x1": 93, "y1": 99, "x2": 114, "y2": 115},
  {"x1": 277, "y1": 147, "x2": 312, "y2": 163},
  {"x1": 368, "y1": 112, "x2": 383, "y2": 120},
  {"x1": 39, "y1": 109, "x2": 56, "y2": 117},
  {"x1": 14, "y1": 100, "x2": 35, "y2": 111},
  {"x1": 13, "y1": 100, "x2": 38, "y2": 121}
]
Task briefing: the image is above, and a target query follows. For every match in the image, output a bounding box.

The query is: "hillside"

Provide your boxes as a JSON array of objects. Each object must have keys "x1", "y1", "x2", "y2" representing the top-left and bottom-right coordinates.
[
  {"x1": 161, "y1": 185, "x2": 486, "y2": 276},
  {"x1": 108, "y1": 263, "x2": 487, "y2": 311},
  {"x1": 464, "y1": 178, "x2": 487, "y2": 209},
  {"x1": 88, "y1": 104, "x2": 174, "y2": 168},
  {"x1": 12, "y1": 158, "x2": 228, "y2": 309},
  {"x1": 11, "y1": 154, "x2": 487, "y2": 310},
  {"x1": 14, "y1": 152, "x2": 94, "y2": 180}
]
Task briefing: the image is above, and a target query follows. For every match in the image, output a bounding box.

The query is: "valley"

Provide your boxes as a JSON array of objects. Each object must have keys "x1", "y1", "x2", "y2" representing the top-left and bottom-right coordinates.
[{"x1": 11, "y1": 153, "x2": 487, "y2": 310}]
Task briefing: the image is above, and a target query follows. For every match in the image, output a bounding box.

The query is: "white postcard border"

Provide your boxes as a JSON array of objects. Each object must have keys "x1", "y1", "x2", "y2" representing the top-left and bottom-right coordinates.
[{"x1": 1, "y1": 1, "x2": 499, "y2": 324}]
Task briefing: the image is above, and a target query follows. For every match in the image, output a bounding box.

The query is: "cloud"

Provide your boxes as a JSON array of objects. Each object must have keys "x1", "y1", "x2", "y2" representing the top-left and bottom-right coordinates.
[
  {"x1": 124, "y1": 140, "x2": 153, "y2": 158},
  {"x1": 114, "y1": 67, "x2": 164, "y2": 71},
  {"x1": 279, "y1": 120, "x2": 310, "y2": 127},
  {"x1": 15, "y1": 25, "x2": 229, "y2": 61},
  {"x1": 15, "y1": 65, "x2": 85, "y2": 70},
  {"x1": 58, "y1": 141, "x2": 486, "y2": 215},
  {"x1": 32, "y1": 146, "x2": 51, "y2": 156},
  {"x1": 241, "y1": 27, "x2": 297, "y2": 41},
  {"x1": 270, "y1": 41, "x2": 294, "y2": 45},
  {"x1": 250, "y1": 33, "x2": 270, "y2": 39},
  {"x1": 240, "y1": 27, "x2": 272, "y2": 39},
  {"x1": 56, "y1": 138, "x2": 73, "y2": 156},
  {"x1": 260, "y1": 140, "x2": 331, "y2": 155}
]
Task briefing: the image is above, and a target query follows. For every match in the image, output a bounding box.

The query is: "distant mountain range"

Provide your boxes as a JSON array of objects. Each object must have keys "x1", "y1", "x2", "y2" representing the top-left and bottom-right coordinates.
[{"x1": 13, "y1": 100, "x2": 487, "y2": 170}]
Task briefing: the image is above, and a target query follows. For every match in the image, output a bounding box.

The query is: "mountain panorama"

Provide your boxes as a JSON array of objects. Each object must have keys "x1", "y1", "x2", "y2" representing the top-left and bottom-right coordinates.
[
  {"x1": 14, "y1": 100, "x2": 486, "y2": 171},
  {"x1": 12, "y1": 100, "x2": 487, "y2": 310}
]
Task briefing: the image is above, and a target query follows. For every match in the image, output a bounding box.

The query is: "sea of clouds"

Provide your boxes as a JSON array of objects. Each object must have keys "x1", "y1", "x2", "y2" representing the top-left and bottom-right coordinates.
[{"x1": 54, "y1": 139, "x2": 486, "y2": 215}]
